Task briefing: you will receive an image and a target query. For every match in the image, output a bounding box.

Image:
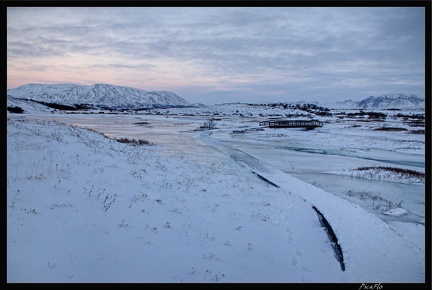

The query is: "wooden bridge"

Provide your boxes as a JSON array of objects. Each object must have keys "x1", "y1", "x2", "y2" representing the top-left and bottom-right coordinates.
[{"x1": 259, "y1": 119, "x2": 323, "y2": 130}]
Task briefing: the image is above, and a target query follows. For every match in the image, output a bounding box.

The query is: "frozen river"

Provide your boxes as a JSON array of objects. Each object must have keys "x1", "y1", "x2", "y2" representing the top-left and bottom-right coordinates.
[
  {"x1": 13, "y1": 113, "x2": 425, "y2": 230},
  {"x1": 200, "y1": 128, "x2": 424, "y2": 227}
]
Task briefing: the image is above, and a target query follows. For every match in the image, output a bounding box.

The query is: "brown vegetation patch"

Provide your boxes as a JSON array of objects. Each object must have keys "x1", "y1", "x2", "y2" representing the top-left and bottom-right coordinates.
[
  {"x1": 356, "y1": 166, "x2": 424, "y2": 178},
  {"x1": 116, "y1": 137, "x2": 151, "y2": 145},
  {"x1": 373, "y1": 127, "x2": 407, "y2": 131},
  {"x1": 409, "y1": 129, "x2": 425, "y2": 135}
]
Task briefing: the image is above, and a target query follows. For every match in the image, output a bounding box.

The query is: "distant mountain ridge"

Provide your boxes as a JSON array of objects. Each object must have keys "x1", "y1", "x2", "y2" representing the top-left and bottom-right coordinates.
[
  {"x1": 7, "y1": 83, "x2": 192, "y2": 110},
  {"x1": 7, "y1": 84, "x2": 424, "y2": 112},
  {"x1": 331, "y1": 94, "x2": 424, "y2": 110}
]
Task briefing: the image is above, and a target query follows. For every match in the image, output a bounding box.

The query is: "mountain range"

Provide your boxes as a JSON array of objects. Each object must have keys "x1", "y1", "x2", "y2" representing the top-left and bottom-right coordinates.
[
  {"x1": 7, "y1": 83, "x2": 425, "y2": 112},
  {"x1": 7, "y1": 83, "x2": 192, "y2": 110},
  {"x1": 330, "y1": 93, "x2": 424, "y2": 110}
]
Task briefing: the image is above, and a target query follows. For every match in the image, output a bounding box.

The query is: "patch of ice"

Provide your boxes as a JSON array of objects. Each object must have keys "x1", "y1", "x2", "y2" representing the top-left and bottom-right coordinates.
[{"x1": 381, "y1": 208, "x2": 409, "y2": 216}]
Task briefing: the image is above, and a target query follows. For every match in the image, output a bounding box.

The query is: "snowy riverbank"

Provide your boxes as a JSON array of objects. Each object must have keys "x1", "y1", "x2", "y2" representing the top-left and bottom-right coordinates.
[{"x1": 7, "y1": 116, "x2": 425, "y2": 282}]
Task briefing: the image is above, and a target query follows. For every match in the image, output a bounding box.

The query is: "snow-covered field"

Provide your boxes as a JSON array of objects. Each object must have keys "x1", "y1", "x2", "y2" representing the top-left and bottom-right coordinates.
[{"x1": 6, "y1": 104, "x2": 426, "y2": 283}]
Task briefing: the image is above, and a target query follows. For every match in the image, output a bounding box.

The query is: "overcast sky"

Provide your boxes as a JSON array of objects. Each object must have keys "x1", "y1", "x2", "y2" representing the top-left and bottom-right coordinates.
[{"x1": 7, "y1": 7, "x2": 425, "y2": 105}]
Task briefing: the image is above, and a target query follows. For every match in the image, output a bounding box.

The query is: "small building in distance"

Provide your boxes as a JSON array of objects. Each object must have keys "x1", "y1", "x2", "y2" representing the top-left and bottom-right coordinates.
[{"x1": 259, "y1": 119, "x2": 323, "y2": 130}]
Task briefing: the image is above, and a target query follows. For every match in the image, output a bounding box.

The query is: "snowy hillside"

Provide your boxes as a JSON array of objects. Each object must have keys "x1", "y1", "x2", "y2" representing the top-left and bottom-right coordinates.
[
  {"x1": 7, "y1": 83, "x2": 192, "y2": 110},
  {"x1": 7, "y1": 95, "x2": 52, "y2": 113},
  {"x1": 330, "y1": 94, "x2": 424, "y2": 110},
  {"x1": 7, "y1": 116, "x2": 425, "y2": 282}
]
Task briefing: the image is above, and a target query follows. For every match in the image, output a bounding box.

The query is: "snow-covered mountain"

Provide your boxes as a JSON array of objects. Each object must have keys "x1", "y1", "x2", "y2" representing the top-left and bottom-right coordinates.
[
  {"x1": 330, "y1": 94, "x2": 425, "y2": 110},
  {"x1": 357, "y1": 94, "x2": 424, "y2": 110},
  {"x1": 7, "y1": 83, "x2": 192, "y2": 110}
]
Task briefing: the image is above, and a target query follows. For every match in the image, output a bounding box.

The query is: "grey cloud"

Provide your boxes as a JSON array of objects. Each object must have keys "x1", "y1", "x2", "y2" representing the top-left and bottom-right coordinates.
[
  {"x1": 8, "y1": 24, "x2": 107, "y2": 57},
  {"x1": 7, "y1": 7, "x2": 425, "y2": 103},
  {"x1": 88, "y1": 63, "x2": 155, "y2": 70},
  {"x1": 8, "y1": 40, "x2": 67, "y2": 57}
]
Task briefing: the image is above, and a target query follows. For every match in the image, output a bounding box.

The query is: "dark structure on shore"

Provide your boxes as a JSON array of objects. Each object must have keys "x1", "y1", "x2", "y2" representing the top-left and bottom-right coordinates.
[{"x1": 259, "y1": 119, "x2": 323, "y2": 130}]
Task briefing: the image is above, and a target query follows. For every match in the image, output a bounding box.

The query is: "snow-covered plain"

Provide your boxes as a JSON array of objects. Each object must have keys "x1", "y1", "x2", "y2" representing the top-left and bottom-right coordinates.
[{"x1": 6, "y1": 104, "x2": 427, "y2": 283}]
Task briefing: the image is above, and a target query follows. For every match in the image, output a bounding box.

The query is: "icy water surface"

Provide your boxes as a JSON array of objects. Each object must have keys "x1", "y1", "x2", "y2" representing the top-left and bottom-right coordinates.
[{"x1": 207, "y1": 128, "x2": 425, "y2": 226}]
